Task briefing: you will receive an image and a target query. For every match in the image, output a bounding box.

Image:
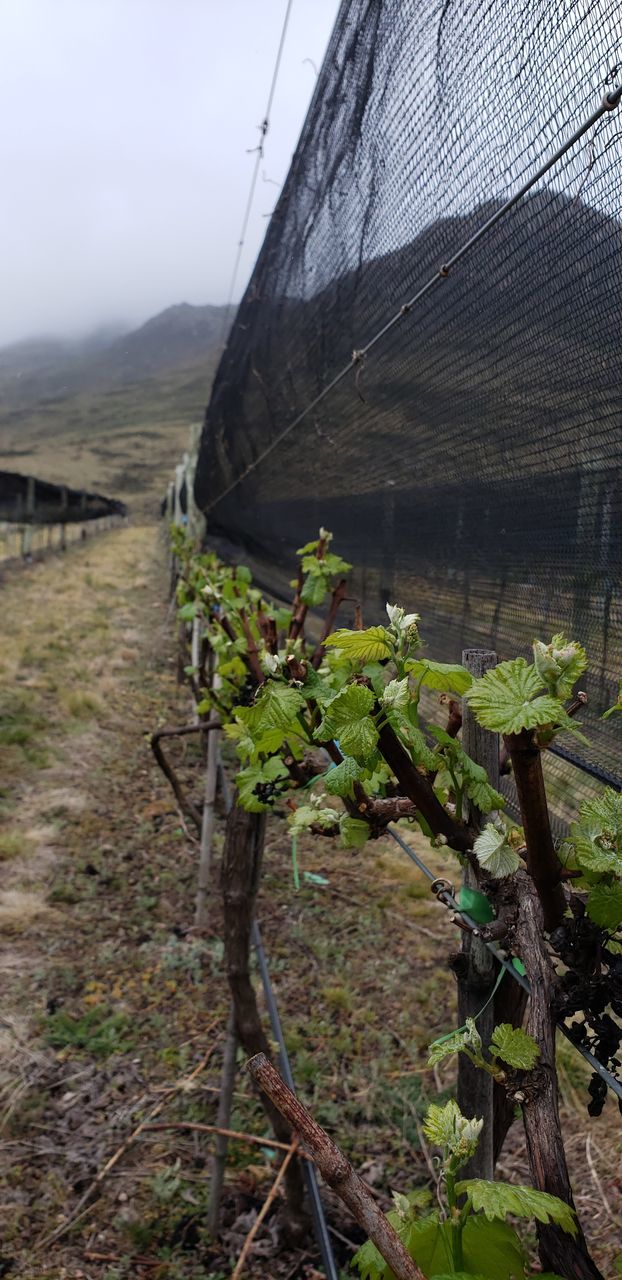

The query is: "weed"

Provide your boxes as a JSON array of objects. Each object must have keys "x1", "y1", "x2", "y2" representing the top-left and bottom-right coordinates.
[
  {"x1": 63, "y1": 689, "x2": 104, "y2": 718},
  {"x1": 161, "y1": 936, "x2": 209, "y2": 984},
  {"x1": 150, "y1": 1158, "x2": 184, "y2": 1204},
  {"x1": 45, "y1": 1006, "x2": 134, "y2": 1058},
  {"x1": 322, "y1": 983, "x2": 353, "y2": 1012},
  {"x1": 0, "y1": 830, "x2": 26, "y2": 860}
]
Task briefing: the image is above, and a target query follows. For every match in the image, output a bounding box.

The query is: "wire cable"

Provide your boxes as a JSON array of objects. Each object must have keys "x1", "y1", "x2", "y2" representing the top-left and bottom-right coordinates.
[{"x1": 219, "y1": 0, "x2": 295, "y2": 347}]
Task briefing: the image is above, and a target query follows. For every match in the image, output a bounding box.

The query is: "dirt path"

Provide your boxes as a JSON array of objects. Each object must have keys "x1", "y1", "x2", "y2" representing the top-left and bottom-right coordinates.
[{"x1": 0, "y1": 524, "x2": 620, "y2": 1279}]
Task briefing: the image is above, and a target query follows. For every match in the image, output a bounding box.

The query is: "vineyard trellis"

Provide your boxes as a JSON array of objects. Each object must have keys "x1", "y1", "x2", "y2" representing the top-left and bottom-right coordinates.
[{"x1": 156, "y1": 522, "x2": 622, "y2": 1279}]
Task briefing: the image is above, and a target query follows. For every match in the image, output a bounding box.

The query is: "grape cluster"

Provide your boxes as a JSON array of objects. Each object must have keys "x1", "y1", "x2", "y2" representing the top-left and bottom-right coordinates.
[
  {"x1": 587, "y1": 1074, "x2": 608, "y2": 1116},
  {"x1": 552, "y1": 918, "x2": 622, "y2": 1115},
  {"x1": 253, "y1": 779, "x2": 287, "y2": 806},
  {"x1": 236, "y1": 675, "x2": 257, "y2": 707}
]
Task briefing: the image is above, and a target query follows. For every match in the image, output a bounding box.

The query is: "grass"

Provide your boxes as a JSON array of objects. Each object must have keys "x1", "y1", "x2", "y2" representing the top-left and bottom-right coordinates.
[{"x1": 62, "y1": 688, "x2": 105, "y2": 718}]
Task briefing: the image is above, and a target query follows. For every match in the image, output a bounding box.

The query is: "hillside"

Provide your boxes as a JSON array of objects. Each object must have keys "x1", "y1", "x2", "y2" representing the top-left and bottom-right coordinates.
[{"x1": 0, "y1": 303, "x2": 226, "y2": 514}]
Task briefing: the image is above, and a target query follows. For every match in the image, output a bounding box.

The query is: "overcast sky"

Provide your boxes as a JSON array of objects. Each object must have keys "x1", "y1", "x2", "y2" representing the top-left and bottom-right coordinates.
[{"x1": 0, "y1": 0, "x2": 340, "y2": 347}]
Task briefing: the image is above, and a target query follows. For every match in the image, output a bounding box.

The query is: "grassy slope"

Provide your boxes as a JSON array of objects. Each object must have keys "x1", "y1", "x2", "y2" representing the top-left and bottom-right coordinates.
[
  {"x1": 0, "y1": 357, "x2": 217, "y2": 518},
  {"x1": 0, "y1": 526, "x2": 620, "y2": 1278}
]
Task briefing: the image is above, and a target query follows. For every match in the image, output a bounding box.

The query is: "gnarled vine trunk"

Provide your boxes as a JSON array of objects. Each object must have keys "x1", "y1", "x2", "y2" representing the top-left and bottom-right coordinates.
[
  {"x1": 221, "y1": 798, "x2": 308, "y2": 1242},
  {"x1": 516, "y1": 875, "x2": 603, "y2": 1280}
]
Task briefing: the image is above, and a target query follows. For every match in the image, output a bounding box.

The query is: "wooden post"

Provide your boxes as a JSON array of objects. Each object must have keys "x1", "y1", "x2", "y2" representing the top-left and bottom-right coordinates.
[
  {"x1": 21, "y1": 524, "x2": 33, "y2": 558},
  {"x1": 196, "y1": 722, "x2": 220, "y2": 928},
  {"x1": 457, "y1": 648, "x2": 498, "y2": 1180},
  {"x1": 191, "y1": 617, "x2": 201, "y2": 720},
  {"x1": 207, "y1": 1004, "x2": 238, "y2": 1235},
  {"x1": 196, "y1": 643, "x2": 221, "y2": 927},
  {"x1": 222, "y1": 801, "x2": 308, "y2": 1240}
]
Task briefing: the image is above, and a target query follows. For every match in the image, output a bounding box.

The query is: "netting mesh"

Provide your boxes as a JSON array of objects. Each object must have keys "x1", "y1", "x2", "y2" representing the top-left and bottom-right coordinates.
[{"x1": 196, "y1": 0, "x2": 622, "y2": 784}]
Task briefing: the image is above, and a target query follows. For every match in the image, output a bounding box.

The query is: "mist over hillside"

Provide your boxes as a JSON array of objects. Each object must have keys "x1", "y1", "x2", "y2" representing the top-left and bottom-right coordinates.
[{"x1": 0, "y1": 303, "x2": 226, "y2": 513}]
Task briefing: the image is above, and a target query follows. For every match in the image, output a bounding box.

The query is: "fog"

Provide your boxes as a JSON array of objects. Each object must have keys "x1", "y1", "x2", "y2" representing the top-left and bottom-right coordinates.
[{"x1": 0, "y1": 0, "x2": 339, "y2": 347}]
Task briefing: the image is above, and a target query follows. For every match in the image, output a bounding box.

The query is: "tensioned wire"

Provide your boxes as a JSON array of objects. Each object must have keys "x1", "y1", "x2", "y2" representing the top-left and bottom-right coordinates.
[
  {"x1": 218, "y1": 0, "x2": 295, "y2": 348},
  {"x1": 204, "y1": 82, "x2": 622, "y2": 514}
]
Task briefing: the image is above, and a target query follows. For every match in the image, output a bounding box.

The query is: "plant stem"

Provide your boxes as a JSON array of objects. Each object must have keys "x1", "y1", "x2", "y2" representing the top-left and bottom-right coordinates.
[{"x1": 445, "y1": 1170, "x2": 464, "y2": 1271}]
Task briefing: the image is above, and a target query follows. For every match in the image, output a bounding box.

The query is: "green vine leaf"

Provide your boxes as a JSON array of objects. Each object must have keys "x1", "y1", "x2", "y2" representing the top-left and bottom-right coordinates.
[
  {"x1": 423, "y1": 1100, "x2": 483, "y2": 1165},
  {"x1": 427, "y1": 1017, "x2": 483, "y2": 1068},
  {"x1": 570, "y1": 790, "x2": 622, "y2": 881},
  {"x1": 300, "y1": 572, "x2": 329, "y2": 606},
  {"x1": 236, "y1": 682, "x2": 306, "y2": 736},
  {"x1": 586, "y1": 881, "x2": 622, "y2": 929},
  {"x1": 430, "y1": 728, "x2": 504, "y2": 813},
  {"x1": 388, "y1": 713, "x2": 438, "y2": 771},
  {"x1": 339, "y1": 815, "x2": 370, "y2": 848},
  {"x1": 271, "y1": 606, "x2": 293, "y2": 631},
  {"x1": 456, "y1": 1180, "x2": 577, "y2": 1236},
  {"x1": 351, "y1": 1239, "x2": 387, "y2": 1280},
  {"x1": 406, "y1": 657, "x2": 472, "y2": 694},
  {"x1": 490, "y1": 1024, "x2": 540, "y2": 1070},
  {"x1": 465, "y1": 657, "x2": 567, "y2": 735},
  {"x1": 324, "y1": 626, "x2": 393, "y2": 662},
  {"x1": 315, "y1": 684, "x2": 379, "y2": 761},
  {"x1": 324, "y1": 756, "x2": 363, "y2": 797},
  {"x1": 474, "y1": 825, "x2": 521, "y2": 877},
  {"x1": 381, "y1": 677, "x2": 410, "y2": 711}
]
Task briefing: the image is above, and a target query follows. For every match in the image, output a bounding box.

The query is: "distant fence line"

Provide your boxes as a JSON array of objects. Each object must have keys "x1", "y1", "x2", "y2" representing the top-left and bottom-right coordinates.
[
  {"x1": 0, "y1": 468, "x2": 127, "y2": 568},
  {"x1": 0, "y1": 515, "x2": 124, "y2": 566},
  {"x1": 0, "y1": 468, "x2": 126, "y2": 527}
]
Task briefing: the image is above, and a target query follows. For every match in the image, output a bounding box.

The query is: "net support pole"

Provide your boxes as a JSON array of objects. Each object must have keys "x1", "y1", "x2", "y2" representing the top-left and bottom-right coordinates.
[{"x1": 457, "y1": 649, "x2": 499, "y2": 1179}]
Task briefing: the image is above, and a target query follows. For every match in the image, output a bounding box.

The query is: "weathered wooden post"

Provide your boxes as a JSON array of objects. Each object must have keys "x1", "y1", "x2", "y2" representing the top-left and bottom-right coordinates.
[{"x1": 21, "y1": 476, "x2": 35, "y2": 558}]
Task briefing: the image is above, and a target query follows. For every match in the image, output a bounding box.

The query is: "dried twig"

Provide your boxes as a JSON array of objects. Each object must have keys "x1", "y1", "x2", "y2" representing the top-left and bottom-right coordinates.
[
  {"x1": 150, "y1": 722, "x2": 219, "y2": 832},
  {"x1": 140, "y1": 1120, "x2": 303, "y2": 1153},
  {"x1": 84, "y1": 1253, "x2": 160, "y2": 1268},
  {"x1": 231, "y1": 1140, "x2": 299, "y2": 1279},
  {"x1": 248, "y1": 1054, "x2": 425, "y2": 1280},
  {"x1": 585, "y1": 1134, "x2": 614, "y2": 1221}
]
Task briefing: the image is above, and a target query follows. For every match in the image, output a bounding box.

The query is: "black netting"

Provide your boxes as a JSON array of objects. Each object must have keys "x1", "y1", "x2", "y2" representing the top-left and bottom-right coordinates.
[
  {"x1": 196, "y1": 0, "x2": 622, "y2": 785},
  {"x1": 0, "y1": 470, "x2": 126, "y2": 524}
]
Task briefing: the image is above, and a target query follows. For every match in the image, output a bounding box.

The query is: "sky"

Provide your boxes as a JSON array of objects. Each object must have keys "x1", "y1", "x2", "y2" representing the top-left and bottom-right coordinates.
[{"x1": 0, "y1": 0, "x2": 340, "y2": 347}]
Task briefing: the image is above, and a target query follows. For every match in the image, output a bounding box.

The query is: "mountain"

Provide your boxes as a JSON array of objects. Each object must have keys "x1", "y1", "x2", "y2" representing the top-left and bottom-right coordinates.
[
  {"x1": 0, "y1": 303, "x2": 227, "y2": 512},
  {"x1": 107, "y1": 303, "x2": 225, "y2": 378}
]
